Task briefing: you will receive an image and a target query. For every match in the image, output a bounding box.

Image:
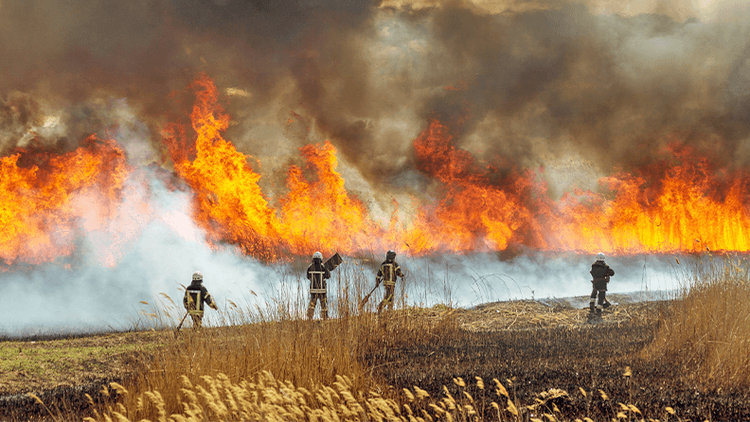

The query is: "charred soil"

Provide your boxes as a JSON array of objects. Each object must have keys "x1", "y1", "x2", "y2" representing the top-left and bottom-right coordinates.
[{"x1": 363, "y1": 299, "x2": 750, "y2": 421}]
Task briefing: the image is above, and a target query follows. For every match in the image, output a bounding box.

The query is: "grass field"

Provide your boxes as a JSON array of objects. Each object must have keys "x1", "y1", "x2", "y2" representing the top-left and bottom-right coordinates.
[{"x1": 3, "y1": 255, "x2": 750, "y2": 421}]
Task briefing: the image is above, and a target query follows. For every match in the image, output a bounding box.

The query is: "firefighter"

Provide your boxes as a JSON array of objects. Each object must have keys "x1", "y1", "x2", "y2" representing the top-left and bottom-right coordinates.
[
  {"x1": 183, "y1": 271, "x2": 218, "y2": 328},
  {"x1": 589, "y1": 252, "x2": 615, "y2": 313},
  {"x1": 307, "y1": 251, "x2": 331, "y2": 320},
  {"x1": 376, "y1": 250, "x2": 405, "y2": 314}
]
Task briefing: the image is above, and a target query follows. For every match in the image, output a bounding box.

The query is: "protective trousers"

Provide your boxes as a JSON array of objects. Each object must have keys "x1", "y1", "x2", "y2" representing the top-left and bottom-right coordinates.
[
  {"x1": 307, "y1": 293, "x2": 328, "y2": 320},
  {"x1": 189, "y1": 312, "x2": 204, "y2": 328},
  {"x1": 589, "y1": 289, "x2": 607, "y2": 310},
  {"x1": 378, "y1": 285, "x2": 395, "y2": 314},
  {"x1": 589, "y1": 279, "x2": 608, "y2": 311}
]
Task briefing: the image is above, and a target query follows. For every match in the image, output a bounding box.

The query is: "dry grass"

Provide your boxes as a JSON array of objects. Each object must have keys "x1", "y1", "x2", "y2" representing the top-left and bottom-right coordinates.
[
  {"x1": 83, "y1": 370, "x2": 574, "y2": 422},
  {"x1": 645, "y1": 254, "x2": 750, "y2": 390},
  {"x1": 19, "y1": 254, "x2": 750, "y2": 421},
  {"x1": 453, "y1": 297, "x2": 655, "y2": 332},
  {"x1": 85, "y1": 364, "x2": 663, "y2": 422},
  {"x1": 86, "y1": 310, "x2": 476, "y2": 422},
  {"x1": 75, "y1": 301, "x2": 683, "y2": 422},
  {"x1": 0, "y1": 331, "x2": 166, "y2": 395},
  {"x1": 19, "y1": 299, "x2": 708, "y2": 421},
  {"x1": 95, "y1": 276, "x2": 465, "y2": 422}
]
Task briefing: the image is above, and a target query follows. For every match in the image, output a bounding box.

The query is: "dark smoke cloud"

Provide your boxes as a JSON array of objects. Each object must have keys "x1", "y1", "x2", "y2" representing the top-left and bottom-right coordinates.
[
  {"x1": 413, "y1": 4, "x2": 750, "y2": 178},
  {"x1": 0, "y1": 0, "x2": 181, "y2": 155},
  {"x1": 2, "y1": 0, "x2": 750, "y2": 192},
  {"x1": 0, "y1": 0, "x2": 380, "y2": 158}
]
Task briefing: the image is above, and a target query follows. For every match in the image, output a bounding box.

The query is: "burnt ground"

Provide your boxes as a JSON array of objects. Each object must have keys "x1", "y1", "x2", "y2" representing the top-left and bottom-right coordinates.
[
  {"x1": 364, "y1": 298, "x2": 750, "y2": 421},
  {"x1": 3, "y1": 297, "x2": 750, "y2": 421}
]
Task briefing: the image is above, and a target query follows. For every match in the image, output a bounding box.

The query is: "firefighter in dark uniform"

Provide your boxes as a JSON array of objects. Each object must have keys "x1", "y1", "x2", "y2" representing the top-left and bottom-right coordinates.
[
  {"x1": 376, "y1": 250, "x2": 405, "y2": 314},
  {"x1": 183, "y1": 271, "x2": 218, "y2": 328},
  {"x1": 307, "y1": 251, "x2": 331, "y2": 320},
  {"x1": 590, "y1": 252, "x2": 615, "y2": 313}
]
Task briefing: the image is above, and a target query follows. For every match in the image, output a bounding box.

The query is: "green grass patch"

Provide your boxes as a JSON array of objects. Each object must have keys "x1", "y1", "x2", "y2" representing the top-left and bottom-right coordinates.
[{"x1": 0, "y1": 331, "x2": 166, "y2": 394}]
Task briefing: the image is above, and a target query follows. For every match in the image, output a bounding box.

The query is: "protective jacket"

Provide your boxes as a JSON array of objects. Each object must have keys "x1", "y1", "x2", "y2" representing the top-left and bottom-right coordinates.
[
  {"x1": 590, "y1": 261, "x2": 615, "y2": 290},
  {"x1": 377, "y1": 260, "x2": 404, "y2": 287},
  {"x1": 307, "y1": 260, "x2": 331, "y2": 293},
  {"x1": 183, "y1": 282, "x2": 217, "y2": 315}
]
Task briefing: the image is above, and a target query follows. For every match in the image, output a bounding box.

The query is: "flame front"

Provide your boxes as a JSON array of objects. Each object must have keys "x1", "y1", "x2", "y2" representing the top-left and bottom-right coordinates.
[
  {"x1": 5, "y1": 73, "x2": 750, "y2": 269},
  {"x1": 159, "y1": 75, "x2": 750, "y2": 260},
  {"x1": 549, "y1": 145, "x2": 750, "y2": 254},
  {"x1": 279, "y1": 141, "x2": 388, "y2": 255},
  {"x1": 162, "y1": 74, "x2": 391, "y2": 260},
  {"x1": 0, "y1": 136, "x2": 133, "y2": 266},
  {"x1": 163, "y1": 75, "x2": 282, "y2": 260},
  {"x1": 406, "y1": 120, "x2": 545, "y2": 254}
]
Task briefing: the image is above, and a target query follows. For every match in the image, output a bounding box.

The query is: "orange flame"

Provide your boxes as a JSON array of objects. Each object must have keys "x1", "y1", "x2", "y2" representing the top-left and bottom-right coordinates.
[
  {"x1": 548, "y1": 145, "x2": 750, "y2": 254},
  {"x1": 0, "y1": 136, "x2": 133, "y2": 266},
  {"x1": 162, "y1": 74, "x2": 393, "y2": 260},
  {"x1": 162, "y1": 74, "x2": 282, "y2": 260},
  {"x1": 6, "y1": 75, "x2": 749, "y2": 268},
  {"x1": 406, "y1": 120, "x2": 545, "y2": 254},
  {"x1": 278, "y1": 141, "x2": 387, "y2": 255},
  {"x1": 162, "y1": 74, "x2": 750, "y2": 260}
]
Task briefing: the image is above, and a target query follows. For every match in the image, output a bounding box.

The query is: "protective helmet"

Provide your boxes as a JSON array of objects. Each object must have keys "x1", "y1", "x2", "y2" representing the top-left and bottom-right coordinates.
[
  {"x1": 313, "y1": 251, "x2": 323, "y2": 261},
  {"x1": 192, "y1": 271, "x2": 203, "y2": 282},
  {"x1": 386, "y1": 250, "x2": 396, "y2": 260},
  {"x1": 596, "y1": 252, "x2": 606, "y2": 261}
]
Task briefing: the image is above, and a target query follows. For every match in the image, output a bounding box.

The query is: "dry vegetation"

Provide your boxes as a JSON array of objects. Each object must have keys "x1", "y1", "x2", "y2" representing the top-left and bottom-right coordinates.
[
  {"x1": 645, "y1": 255, "x2": 750, "y2": 390},
  {"x1": 4, "y1": 255, "x2": 750, "y2": 421}
]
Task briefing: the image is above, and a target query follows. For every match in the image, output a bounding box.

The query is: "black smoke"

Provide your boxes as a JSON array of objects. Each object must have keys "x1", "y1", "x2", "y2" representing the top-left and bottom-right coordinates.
[{"x1": 1, "y1": 0, "x2": 750, "y2": 191}]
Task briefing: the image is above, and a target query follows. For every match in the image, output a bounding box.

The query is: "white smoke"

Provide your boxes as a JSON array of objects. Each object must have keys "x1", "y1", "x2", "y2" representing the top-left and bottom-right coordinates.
[
  {"x1": 0, "y1": 163, "x2": 688, "y2": 337},
  {"x1": 0, "y1": 173, "x2": 278, "y2": 337},
  {"x1": 383, "y1": 252, "x2": 683, "y2": 308}
]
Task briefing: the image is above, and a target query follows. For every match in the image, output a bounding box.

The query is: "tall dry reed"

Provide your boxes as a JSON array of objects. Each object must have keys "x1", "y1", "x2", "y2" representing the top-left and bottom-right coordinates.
[
  {"x1": 99, "y1": 308, "x2": 463, "y2": 421},
  {"x1": 106, "y1": 257, "x2": 463, "y2": 422},
  {"x1": 645, "y1": 253, "x2": 750, "y2": 390},
  {"x1": 87, "y1": 370, "x2": 539, "y2": 422}
]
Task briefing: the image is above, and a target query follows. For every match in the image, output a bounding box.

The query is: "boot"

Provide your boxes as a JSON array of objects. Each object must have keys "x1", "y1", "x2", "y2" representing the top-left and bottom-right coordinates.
[
  {"x1": 589, "y1": 303, "x2": 596, "y2": 313},
  {"x1": 602, "y1": 302, "x2": 611, "y2": 310}
]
